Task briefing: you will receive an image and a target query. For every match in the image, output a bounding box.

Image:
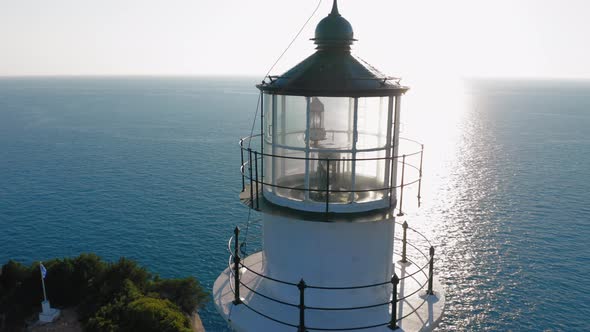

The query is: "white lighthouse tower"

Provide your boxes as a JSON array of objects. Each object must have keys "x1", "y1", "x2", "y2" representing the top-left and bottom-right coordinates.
[{"x1": 213, "y1": 1, "x2": 445, "y2": 331}]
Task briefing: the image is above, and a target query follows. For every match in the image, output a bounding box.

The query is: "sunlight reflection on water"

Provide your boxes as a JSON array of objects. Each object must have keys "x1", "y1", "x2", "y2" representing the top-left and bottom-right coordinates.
[{"x1": 399, "y1": 79, "x2": 590, "y2": 331}]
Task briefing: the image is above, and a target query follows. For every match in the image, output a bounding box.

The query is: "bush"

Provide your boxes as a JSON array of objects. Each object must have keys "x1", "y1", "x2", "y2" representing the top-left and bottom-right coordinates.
[
  {"x1": 0, "y1": 261, "x2": 41, "y2": 324},
  {"x1": 0, "y1": 260, "x2": 31, "y2": 291},
  {"x1": 148, "y1": 277, "x2": 209, "y2": 314},
  {"x1": 121, "y1": 297, "x2": 192, "y2": 332},
  {"x1": 85, "y1": 280, "x2": 142, "y2": 332},
  {"x1": 96, "y1": 258, "x2": 150, "y2": 303},
  {"x1": 87, "y1": 281, "x2": 192, "y2": 332}
]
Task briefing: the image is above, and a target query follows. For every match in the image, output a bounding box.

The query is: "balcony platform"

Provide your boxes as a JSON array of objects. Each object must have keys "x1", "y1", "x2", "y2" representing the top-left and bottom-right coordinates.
[{"x1": 213, "y1": 250, "x2": 445, "y2": 332}]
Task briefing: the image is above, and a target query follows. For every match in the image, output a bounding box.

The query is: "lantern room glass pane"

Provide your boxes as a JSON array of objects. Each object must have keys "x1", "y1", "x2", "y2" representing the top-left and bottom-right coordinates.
[
  {"x1": 311, "y1": 97, "x2": 354, "y2": 150},
  {"x1": 276, "y1": 95, "x2": 307, "y2": 148},
  {"x1": 273, "y1": 147, "x2": 306, "y2": 201},
  {"x1": 356, "y1": 97, "x2": 389, "y2": 150},
  {"x1": 355, "y1": 150, "x2": 388, "y2": 202},
  {"x1": 308, "y1": 151, "x2": 353, "y2": 204},
  {"x1": 264, "y1": 140, "x2": 273, "y2": 194}
]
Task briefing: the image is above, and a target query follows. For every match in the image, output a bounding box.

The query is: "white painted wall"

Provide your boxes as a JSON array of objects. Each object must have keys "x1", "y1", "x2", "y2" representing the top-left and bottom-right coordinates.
[{"x1": 261, "y1": 214, "x2": 396, "y2": 310}]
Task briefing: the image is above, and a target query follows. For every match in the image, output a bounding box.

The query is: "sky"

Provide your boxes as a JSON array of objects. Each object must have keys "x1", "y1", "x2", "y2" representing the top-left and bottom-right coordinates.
[{"x1": 1, "y1": 0, "x2": 589, "y2": 79}]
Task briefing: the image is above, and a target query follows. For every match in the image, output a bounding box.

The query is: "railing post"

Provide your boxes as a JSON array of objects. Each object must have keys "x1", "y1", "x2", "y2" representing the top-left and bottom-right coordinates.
[
  {"x1": 233, "y1": 227, "x2": 242, "y2": 304},
  {"x1": 297, "y1": 279, "x2": 307, "y2": 332},
  {"x1": 240, "y1": 144, "x2": 245, "y2": 192},
  {"x1": 401, "y1": 221, "x2": 408, "y2": 263},
  {"x1": 260, "y1": 93, "x2": 264, "y2": 193},
  {"x1": 325, "y1": 159, "x2": 330, "y2": 214},
  {"x1": 417, "y1": 145, "x2": 424, "y2": 207},
  {"x1": 254, "y1": 151, "x2": 259, "y2": 210},
  {"x1": 388, "y1": 274, "x2": 400, "y2": 330},
  {"x1": 248, "y1": 148, "x2": 254, "y2": 209},
  {"x1": 427, "y1": 246, "x2": 435, "y2": 295},
  {"x1": 397, "y1": 154, "x2": 406, "y2": 216},
  {"x1": 389, "y1": 155, "x2": 396, "y2": 208}
]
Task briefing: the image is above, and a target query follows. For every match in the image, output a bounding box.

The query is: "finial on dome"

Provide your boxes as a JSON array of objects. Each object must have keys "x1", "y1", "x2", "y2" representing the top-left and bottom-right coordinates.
[{"x1": 331, "y1": 0, "x2": 340, "y2": 16}]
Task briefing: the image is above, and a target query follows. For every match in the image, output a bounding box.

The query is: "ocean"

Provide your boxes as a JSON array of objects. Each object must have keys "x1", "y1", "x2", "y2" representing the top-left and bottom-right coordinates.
[{"x1": 0, "y1": 77, "x2": 588, "y2": 331}]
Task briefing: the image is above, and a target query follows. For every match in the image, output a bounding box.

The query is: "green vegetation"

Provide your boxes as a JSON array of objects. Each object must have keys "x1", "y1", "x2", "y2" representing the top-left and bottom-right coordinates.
[{"x1": 0, "y1": 254, "x2": 209, "y2": 331}]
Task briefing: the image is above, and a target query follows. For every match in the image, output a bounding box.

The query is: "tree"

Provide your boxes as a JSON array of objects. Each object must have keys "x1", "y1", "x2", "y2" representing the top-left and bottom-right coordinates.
[{"x1": 44, "y1": 258, "x2": 76, "y2": 305}]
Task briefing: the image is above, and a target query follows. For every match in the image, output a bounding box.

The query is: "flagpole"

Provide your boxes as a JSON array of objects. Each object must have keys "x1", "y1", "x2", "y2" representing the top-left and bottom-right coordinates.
[{"x1": 39, "y1": 262, "x2": 47, "y2": 302}]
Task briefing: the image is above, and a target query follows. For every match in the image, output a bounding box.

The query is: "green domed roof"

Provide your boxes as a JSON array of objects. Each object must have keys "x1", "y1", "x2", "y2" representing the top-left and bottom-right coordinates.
[{"x1": 313, "y1": 0, "x2": 354, "y2": 47}]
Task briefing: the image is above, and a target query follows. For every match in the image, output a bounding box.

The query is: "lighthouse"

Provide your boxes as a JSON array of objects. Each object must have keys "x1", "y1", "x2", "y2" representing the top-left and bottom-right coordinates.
[{"x1": 213, "y1": 1, "x2": 445, "y2": 331}]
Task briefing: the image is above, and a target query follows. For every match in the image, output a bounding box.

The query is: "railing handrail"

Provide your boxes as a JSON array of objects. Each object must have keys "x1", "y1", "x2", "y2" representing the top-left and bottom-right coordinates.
[
  {"x1": 243, "y1": 174, "x2": 421, "y2": 194},
  {"x1": 239, "y1": 133, "x2": 424, "y2": 161},
  {"x1": 227, "y1": 221, "x2": 432, "y2": 285}
]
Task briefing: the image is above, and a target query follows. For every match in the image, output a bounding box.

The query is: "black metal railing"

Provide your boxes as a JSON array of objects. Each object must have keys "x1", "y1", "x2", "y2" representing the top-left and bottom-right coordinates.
[
  {"x1": 239, "y1": 135, "x2": 424, "y2": 214},
  {"x1": 226, "y1": 222, "x2": 437, "y2": 331}
]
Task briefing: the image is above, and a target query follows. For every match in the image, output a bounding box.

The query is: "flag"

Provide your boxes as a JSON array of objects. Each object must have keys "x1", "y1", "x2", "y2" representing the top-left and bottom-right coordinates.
[{"x1": 40, "y1": 263, "x2": 47, "y2": 279}]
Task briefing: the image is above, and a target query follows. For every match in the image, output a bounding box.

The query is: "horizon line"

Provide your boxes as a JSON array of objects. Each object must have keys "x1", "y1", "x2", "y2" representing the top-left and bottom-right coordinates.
[{"x1": 1, "y1": 74, "x2": 590, "y2": 82}]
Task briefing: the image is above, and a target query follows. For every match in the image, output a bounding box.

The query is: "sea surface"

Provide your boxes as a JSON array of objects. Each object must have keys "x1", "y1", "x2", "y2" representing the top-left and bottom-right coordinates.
[{"x1": 0, "y1": 77, "x2": 588, "y2": 331}]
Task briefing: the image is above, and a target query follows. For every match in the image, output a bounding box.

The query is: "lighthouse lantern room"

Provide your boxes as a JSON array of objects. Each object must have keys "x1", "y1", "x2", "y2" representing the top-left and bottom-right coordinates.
[{"x1": 213, "y1": 1, "x2": 445, "y2": 331}]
